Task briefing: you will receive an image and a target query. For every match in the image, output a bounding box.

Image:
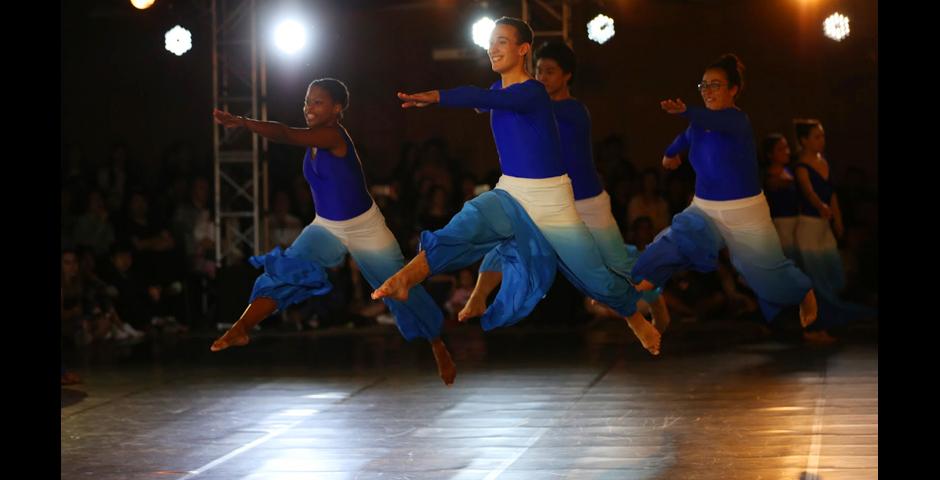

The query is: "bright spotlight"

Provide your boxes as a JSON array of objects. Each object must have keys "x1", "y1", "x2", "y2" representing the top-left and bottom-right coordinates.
[
  {"x1": 823, "y1": 12, "x2": 850, "y2": 42},
  {"x1": 587, "y1": 14, "x2": 615, "y2": 45},
  {"x1": 130, "y1": 0, "x2": 155, "y2": 10},
  {"x1": 472, "y1": 17, "x2": 496, "y2": 50},
  {"x1": 165, "y1": 25, "x2": 192, "y2": 56},
  {"x1": 274, "y1": 19, "x2": 307, "y2": 55}
]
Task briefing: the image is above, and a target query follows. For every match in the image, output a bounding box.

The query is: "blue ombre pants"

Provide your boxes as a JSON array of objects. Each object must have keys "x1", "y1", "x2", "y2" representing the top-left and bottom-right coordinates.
[
  {"x1": 632, "y1": 192, "x2": 812, "y2": 321},
  {"x1": 481, "y1": 190, "x2": 662, "y2": 305},
  {"x1": 249, "y1": 202, "x2": 443, "y2": 341},
  {"x1": 421, "y1": 174, "x2": 642, "y2": 318}
]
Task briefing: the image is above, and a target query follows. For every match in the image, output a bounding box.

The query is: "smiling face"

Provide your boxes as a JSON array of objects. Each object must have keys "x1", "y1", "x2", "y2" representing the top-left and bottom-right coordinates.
[
  {"x1": 488, "y1": 24, "x2": 529, "y2": 74},
  {"x1": 303, "y1": 85, "x2": 342, "y2": 128},
  {"x1": 699, "y1": 68, "x2": 738, "y2": 110}
]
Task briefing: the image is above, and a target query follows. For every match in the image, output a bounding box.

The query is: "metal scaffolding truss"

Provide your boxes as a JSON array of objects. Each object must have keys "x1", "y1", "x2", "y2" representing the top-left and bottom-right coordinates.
[
  {"x1": 211, "y1": 0, "x2": 269, "y2": 267},
  {"x1": 206, "y1": 0, "x2": 569, "y2": 267},
  {"x1": 522, "y1": 0, "x2": 572, "y2": 70}
]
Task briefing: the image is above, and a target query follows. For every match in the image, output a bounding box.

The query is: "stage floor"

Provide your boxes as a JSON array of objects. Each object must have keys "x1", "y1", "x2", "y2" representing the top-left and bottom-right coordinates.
[{"x1": 61, "y1": 322, "x2": 877, "y2": 479}]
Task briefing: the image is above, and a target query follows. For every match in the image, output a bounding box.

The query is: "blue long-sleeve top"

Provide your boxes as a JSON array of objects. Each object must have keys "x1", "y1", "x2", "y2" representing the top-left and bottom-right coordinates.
[
  {"x1": 439, "y1": 79, "x2": 565, "y2": 179},
  {"x1": 664, "y1": 106, "x2": 760, "y2": 201},
  {"x1": 553, "y1": 99, "x2": 604, "y2": 200},
  {"x1": 302, "y1": 128, "x2": 374, "y2": 221}
]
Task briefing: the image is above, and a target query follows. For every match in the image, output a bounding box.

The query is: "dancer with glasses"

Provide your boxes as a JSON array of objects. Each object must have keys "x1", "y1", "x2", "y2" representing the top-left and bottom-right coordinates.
[{"x1": 631, "y1": 54, "x2": 818, "y2": 327}]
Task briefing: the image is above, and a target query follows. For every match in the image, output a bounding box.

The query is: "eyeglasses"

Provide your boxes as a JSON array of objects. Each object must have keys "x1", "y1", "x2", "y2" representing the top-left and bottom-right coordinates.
[{"x1": 697, "y1": 81, "x2": 725, "y2": 92}]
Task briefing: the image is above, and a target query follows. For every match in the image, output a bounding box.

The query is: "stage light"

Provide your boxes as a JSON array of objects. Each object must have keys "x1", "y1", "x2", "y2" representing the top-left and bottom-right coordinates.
[
  {"x1": 131, "y1": 0, "x2": 155, "y2": 10},
  {"x1": 587, "y1": 14, "x2": 615, "y2": 45},
  {"x1": 165, "y1": 25, "x2": 192, "y2": 56},
  {"x1": 472, "y1": 17, "x2": 496, "y2": 49},
  {"x1": 274, "y1": 19, "x2": 307, "y2": 55},
  {"x1": 823, "y1": 12, "x2": 850, "y2": 41}
]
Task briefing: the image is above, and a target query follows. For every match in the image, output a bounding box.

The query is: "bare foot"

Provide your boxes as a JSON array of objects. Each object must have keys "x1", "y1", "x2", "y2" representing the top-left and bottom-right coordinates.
[
  {"x1": 458, "y1": 297, "x2": 486, "y2": 322},
  {"x1": 372, "y1": 252, "x2": 430, "y2": 302},
  {"x1": 431, "y1": 339, "x2": 457, "y2": 386},
  {"x1": 372, "y1": 276, "x2": 410, "y2": 302},
  {"x1": 210, "y1": 326, "x2": 250, "y2": 352},
  {"x1": 649, "y1": 296, "x2": 671, "y2": 334},
  {"x1": 800, "y1": 289, "x2": 818, "y2": 328},
  {"x1": 636, "y1": 279, "x2": 656, "y2": 292},
  {"x1": 625, "y1": 312, "x2": 661, "y2": 355}
]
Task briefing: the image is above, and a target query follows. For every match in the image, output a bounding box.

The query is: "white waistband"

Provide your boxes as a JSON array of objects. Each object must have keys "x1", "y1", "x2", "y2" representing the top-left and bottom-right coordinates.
[
  {"x1": 692, "y1": 192, "x2": 766, "y2": 210},
  {"x1": 313, "y1": 202, "x2": 380, "y2": 230},
  {"x1": 495, "y1": 173, "x2": 572, "y2": 190}
]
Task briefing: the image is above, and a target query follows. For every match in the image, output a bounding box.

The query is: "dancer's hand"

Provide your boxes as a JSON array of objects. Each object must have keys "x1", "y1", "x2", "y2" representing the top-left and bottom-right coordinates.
[
  {"x1": 213, "y1": 109, "x2": 244, "y2": 128},
  {"x1": 660, "y1": 98, "x2": 686, "y2": 114},
  {"x1": 398, "y1": 91, "x2": 440, "y2": 108},
  {"x1": 818, "y1": 203, "x2": 833, "y2": 220},
  {"x1": 662, "y1": 154, "x2": 681, "y2": 170}
]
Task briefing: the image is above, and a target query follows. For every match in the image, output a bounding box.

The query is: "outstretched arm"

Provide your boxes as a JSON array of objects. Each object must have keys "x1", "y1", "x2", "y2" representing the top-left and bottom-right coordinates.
[
  {"x1": 660, "y1": 99, "x2": 749, "y2": 134},
  {"x1": 397, "y1": 91, "x2": 441, "y2": 109},
  {"x1": 213, "y1": 109, "x2": 344, "y2": 150},
  {"x1": 437, "y1": 83, "x2": 541, "y2": 112}
]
